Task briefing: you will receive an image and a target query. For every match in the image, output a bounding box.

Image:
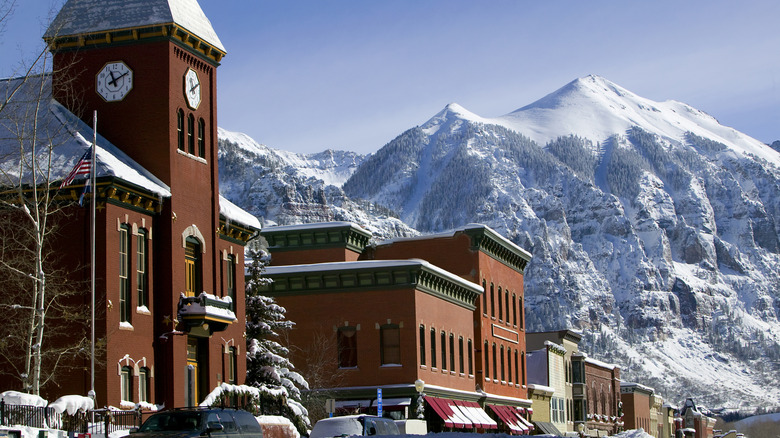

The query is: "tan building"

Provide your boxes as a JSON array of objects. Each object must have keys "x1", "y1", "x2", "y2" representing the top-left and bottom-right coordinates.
[
  {"x1": 527, "y1": 329, "x2": 582, "y2": 433},
  {"x1": 527, "y1": 341, "x2": 567, "y2": 435}
]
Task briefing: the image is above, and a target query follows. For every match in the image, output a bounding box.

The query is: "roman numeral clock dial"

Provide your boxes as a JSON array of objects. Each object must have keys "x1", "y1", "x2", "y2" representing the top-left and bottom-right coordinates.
[{"x1": 96, "y1": 61, "x2": 133, "y2": 102}]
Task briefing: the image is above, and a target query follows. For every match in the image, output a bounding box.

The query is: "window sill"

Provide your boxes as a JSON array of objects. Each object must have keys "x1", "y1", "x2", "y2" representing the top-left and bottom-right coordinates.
[
  {"x1": 380, "y1": 364, "x2": 402, "y2": 368},
  {"x1": 136, "y1": 306, "x2": 151, "y2": 315},
  {"x1": 119, "y1": 322, "x2": 134, "y2": 331},
  {"x1": 177, "y1": 148, "x2": 207, "y2": 164}
]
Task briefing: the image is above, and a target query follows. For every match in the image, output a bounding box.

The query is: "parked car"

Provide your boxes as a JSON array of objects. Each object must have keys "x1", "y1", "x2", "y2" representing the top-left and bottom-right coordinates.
[
  {"x1": 127, "y1": 407, "x2": 264, "y2": 438},
  {"x1": 309, "y1": 415, "x2": 399, "y2": 438}
]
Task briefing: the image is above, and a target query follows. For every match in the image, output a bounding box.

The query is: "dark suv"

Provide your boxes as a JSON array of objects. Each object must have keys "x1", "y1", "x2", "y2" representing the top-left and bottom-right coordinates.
[{"x1": 128, "y1": 408, "x2": 264, "y2": 438}]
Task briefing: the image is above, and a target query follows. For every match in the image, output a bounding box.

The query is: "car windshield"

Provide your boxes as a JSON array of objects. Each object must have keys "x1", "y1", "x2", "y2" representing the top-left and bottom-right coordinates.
[{"x1": 139, "y1": 412, "x2": 203, "y2": 432}]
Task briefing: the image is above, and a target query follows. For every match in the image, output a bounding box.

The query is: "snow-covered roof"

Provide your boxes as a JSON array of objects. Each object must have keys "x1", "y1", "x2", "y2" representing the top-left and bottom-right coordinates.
[
  {"x1": 44, "y1": 0, "x2": 225, "y2": 53},
  {"x1": 620, "y1": 381, "x2": 655, "y2": 394},
  {"x1": 0, "y1": 75, "x2": 171, "y2": 198},
  {"x1": 264, "y1": 259, "x2": 483, "y2": 294},
  {"x1": 262, "y1": 221, "x2": 368, "y2": 234},
  {"x1": 219, "y1": 195, "x2": 261, "y2": 230}
]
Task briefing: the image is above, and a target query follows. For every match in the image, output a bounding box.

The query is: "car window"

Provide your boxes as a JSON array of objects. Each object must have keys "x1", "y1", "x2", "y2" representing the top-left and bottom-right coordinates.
[
  {"x1": 206, "y1": 411, "x2": 237, "y2": 433},
  {"x1": 139, "y1": 412, "x2": 202, "y2": 432},
  {"x1": 233, "y1": 411, "x2": 263, "y2": 432},
  {"x1": 374, "y1": 419, "x2": 398, "y2": 435}
]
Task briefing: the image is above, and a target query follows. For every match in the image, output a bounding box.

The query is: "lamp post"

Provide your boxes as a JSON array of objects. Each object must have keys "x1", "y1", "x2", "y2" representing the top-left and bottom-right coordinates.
[{"x1": 414, "y1": 379, "x2": 425, "y2": 419}]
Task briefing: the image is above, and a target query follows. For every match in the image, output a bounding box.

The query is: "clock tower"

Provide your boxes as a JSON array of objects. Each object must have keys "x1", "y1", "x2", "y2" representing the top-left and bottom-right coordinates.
[{"x1": 42, "y1": 0, "x2": 251, "y2": 409}]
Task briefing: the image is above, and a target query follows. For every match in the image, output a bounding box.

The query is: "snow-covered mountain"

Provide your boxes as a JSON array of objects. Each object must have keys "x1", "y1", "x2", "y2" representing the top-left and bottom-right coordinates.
[
  {"x1": 218, "y1": 75, "x2": 780, "y2": 410},
  {"x1": 217, "y1": 127, "x2": 418, "y2": 238}
]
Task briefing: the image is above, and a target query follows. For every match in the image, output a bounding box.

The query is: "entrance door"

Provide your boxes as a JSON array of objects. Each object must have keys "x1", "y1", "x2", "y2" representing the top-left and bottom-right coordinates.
[{"x1": 186, "y1": 338, "x2": 199, "y2": 406}]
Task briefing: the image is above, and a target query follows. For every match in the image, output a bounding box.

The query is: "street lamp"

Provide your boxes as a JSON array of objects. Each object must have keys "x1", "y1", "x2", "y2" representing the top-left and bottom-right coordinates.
[{"x1": 414, "y1": 379, "x2": 425, "y2": 419}]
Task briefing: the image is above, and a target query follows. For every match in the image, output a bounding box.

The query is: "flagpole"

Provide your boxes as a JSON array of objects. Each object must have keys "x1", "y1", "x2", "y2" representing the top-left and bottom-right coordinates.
[{"x1": 89, "y1": 110, "x2": 97, "y2": 401}]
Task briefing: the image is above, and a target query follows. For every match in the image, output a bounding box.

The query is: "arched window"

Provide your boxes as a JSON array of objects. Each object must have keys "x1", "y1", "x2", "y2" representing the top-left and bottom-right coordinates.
[
  {"x1": 226, "y1": 254, "x2": 236, "y2": 310},
  {"x1": 228, "y1": 347, "x2": 238, "y2": 384},
  {"x1": 505, "y1": 289, "x2": 510, "y2": 324},
  {"x1": 184, "y1": 236, "x2": 202, "y2": 297},
  {"x1": 380, "y1": 324, "x2": 400, "y2": 365},
  {"x1": 177, "y1": 109, "x2": 185, "y2": 151},
  {"x1": 512, "y1": 294, "x2": 517, "y2": 326},
  {"x1": 139, "y1": 367, "x2": 150, "y2": 403},
  {"x1": 187, "y1": 114, "x2": 195, "y2": 154},
  {"x1": 197, "y1": 118, "x2": 206, "y2": 158},
  {"x1": 120, "y1": 366, "x2": 132, "y2": 402}
]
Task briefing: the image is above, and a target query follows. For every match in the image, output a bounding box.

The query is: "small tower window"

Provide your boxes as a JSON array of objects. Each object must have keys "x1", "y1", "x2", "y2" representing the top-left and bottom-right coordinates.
[
  {"x1": 198, "y1": 118, "x2": 206, "y2": 158},
  {"x1": 177, "y1": 109, "x2": 185, "y2": 151},
  {"x1": 187, "y1": 114, "x2": 195, "y2": 155}
]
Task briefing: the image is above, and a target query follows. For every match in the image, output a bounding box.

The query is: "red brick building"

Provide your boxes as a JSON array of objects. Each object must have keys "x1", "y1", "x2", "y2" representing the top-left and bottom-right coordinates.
[
  {"x1": 620, "y1": 382, "x2": 653, "y2": 433},
  {"x1": 0, "y1": 0, "x2": 259, "y2": 409},
  {"x1": 572, "y1": 353, "x2": 621, "y2": 436},
  {"x1": 260, "y1": 222, "x2": 534, "y2": 433}
]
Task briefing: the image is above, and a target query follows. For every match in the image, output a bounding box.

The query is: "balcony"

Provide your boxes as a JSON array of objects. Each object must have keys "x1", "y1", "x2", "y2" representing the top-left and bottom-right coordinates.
[{"x1": 178, "y1": 292, "x2": 237, "y2": 334}]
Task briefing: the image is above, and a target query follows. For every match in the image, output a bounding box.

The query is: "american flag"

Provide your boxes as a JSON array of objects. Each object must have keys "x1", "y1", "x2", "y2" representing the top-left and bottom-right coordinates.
[{"x1": 59, "y1": 146, "x2": 93, "y2": 189}]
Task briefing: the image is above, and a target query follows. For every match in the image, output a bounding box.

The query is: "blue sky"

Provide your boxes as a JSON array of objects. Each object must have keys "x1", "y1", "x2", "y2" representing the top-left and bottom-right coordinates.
[{"x1": 3, "y1": 0, "x2": 780, "y2": 154}]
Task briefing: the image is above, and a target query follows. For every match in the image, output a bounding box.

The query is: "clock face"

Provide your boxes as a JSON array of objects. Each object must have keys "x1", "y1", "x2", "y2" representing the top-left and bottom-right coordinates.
[
  {"x1": 96, "y1": 61, "x2": 133, "y2": 102},
  {"x1": 184, "y1": 68, "x2": 201, "y2": 110}
]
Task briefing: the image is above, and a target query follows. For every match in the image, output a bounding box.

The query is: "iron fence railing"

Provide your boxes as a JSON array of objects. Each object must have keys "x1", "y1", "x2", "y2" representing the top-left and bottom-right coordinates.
[{"x1": 0, "y1": 401, "x2": 145, "y2": 437}]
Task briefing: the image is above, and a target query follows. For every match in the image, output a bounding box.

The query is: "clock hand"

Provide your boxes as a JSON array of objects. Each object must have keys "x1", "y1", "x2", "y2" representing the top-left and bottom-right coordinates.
[
  {"x1": 108, "y1": 71, "x2": 129, "y2": 87},
  {"x1": 190, "y1": 82, "x2": 200, "y2": 93}
]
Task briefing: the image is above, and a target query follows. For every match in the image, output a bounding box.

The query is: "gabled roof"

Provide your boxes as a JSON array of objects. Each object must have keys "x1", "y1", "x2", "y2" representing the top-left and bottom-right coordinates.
[
  {"x1": 0, "y1": 74, "x2": 170, "y2": 198},
  {"x1": 44, "y1": 0, "x2": 225, "y2": 54}
]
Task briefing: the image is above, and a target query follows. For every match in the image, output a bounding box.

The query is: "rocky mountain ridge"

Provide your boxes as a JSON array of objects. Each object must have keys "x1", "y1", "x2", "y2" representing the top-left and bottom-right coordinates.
[{"x1": 218, "y1": 75, "x2": 780, "y2": 410}]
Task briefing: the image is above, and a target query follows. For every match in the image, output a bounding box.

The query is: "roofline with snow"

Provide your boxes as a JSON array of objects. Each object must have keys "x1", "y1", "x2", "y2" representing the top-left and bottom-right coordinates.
[
  {"x1": 45, "y1": 23, "x2": 225, "y2": 64},
  {"x1": 261, "y1": 259, "x2": 482, "y2": 311},
  {"x1": 261, "y1": 221, "x2": 372, "y2": 255}
]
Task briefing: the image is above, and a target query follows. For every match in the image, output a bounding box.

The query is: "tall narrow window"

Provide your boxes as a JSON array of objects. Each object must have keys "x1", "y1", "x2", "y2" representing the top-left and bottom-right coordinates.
[
  {"x1": 440, "y1": 331, "x2": 447, "y2": 371},
  {"x1": 520, "y1": 351, "x2": 526, "y2": 385},
  {"x1": 482, "y1": 280, "x2": 487, "y2": 315},
  {"x1": 467, "y1": 339, "x2": 473, "y2": 375},
  {"x1": 512, "y1": 294, "x2": 517, "y2": 326},
  {"x1": 492, "y1": 344, "x2": 497, "y2": 380},
  {"x1": 518, "y1": 296, "x2": 524, "y2": 328},
  {"x1": 490, "y1": 283, "x2": 495, "y2": 317},
  {"x1": 449, "y1": 333, "x2": 455, "y2": 371},
  {"x1": 177, "y1": 109, "x2": 185, "y2": 151},
  {"x1": 197, "y1": 118, "x2": 206, "y2": 158},
  {"x1": 337, "y1": 326, "x2": 357, "y2": 368},
  {"x1": 184, "y1": 237, "x2": 202, "y2": 297},
  {"x1": 119, "y1": 225, "x2": 131, "y2": 323},
  {"x1": 505, "y1": 289, "x2": 510, "y2": 324},
  {"x1": 226, "y1": 254, "x2": 236, "y2": 309},
  {"x1": 187, "y1": 114, "x2": 195, "y2": 154},
  {"x1": 484, "y1": 341, "x2": 490, "y2": 379},
  {"x1": 120, "y1": 366, "x2": 132, "y2": 402},
  {"x1": 419, "y1": 325, "x2": 426, "y2": 366},
  {"x1": 507, "y1": 349, "x2": 513, "y2": 384},
  {"x1": 228, "y1": 347, "x2": 237, "y2": 384},
  {"x1": 498, "y1": 287, "x2": 503, "y2": 321},
  {"x1": 500, "y1": 345, "x2": 505, "y2": 381},
  {"x1": 139, "y1": 367, "x2": 150, "y2": 403},
  {"x1": 137, "y1": 229, "x2": 148, "y2": 309},
  {"x1": 458, "y1": 337, "x2": 464, "y2": 374},
  {"x1": 380, "y1": 324, "x2": 400, "y2": 365},
  {"x1": 430, "y1": 328, "x2": 437, "y2": 368}
]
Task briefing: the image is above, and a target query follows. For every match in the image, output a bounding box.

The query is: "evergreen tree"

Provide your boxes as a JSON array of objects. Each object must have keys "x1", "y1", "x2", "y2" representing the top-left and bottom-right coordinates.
[{"x1": 245, "y1": 247, "x2": 311, "y2": 434}]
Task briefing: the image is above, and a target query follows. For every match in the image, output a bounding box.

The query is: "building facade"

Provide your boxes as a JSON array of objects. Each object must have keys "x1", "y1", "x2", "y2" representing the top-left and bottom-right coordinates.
[
  {"x1": 572, "y1": 353, "x2": 622, "y2": 436},
  {"x1": 620, "y1": 382, "x2": 653, "y2": 434},
  {"x1": 260, "y1": 222, "x2": 534, "y2": 434},
  {"x1": 526, "y1": 341, "x2": 567, "y2": 435},
  {"x1": 527, "y1": 329, "x2": 582, "y2": 433},
  {"x1": 0, "y1": 0, "x2": 259, "y2": 409}
]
